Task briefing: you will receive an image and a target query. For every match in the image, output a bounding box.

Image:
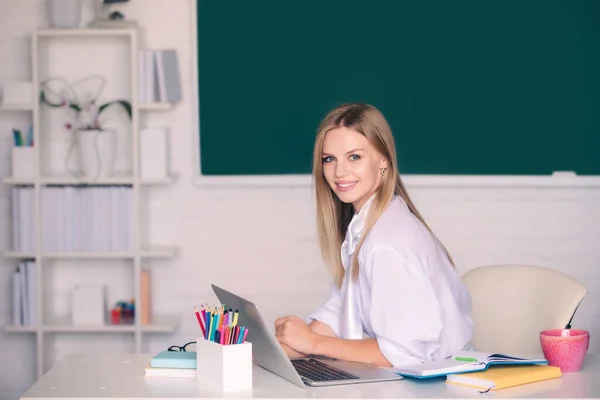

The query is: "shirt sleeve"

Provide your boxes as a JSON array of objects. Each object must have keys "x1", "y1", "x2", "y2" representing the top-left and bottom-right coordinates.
[
  {"x1": 365, "y1": 246, "x2": 444, "y2": 367},
  {"x1": 305, "y1": 282, "x2": 342, "y2": 337}
]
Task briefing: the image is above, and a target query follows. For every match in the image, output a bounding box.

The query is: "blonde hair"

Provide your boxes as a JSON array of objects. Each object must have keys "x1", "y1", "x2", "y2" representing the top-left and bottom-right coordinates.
[{"x1": 312, "y1": 103, "x2": 454, "y2": 287}]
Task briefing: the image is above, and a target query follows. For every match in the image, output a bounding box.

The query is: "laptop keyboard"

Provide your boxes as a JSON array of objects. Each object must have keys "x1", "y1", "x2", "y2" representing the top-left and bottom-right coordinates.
[{"x1": 291, "y1": 358, "x2": 359, "y2": 382}]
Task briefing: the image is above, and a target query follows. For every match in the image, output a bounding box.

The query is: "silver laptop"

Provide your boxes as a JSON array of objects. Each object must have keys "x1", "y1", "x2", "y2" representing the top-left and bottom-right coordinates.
[{"x1": 211, "y1": 284, "x2": 404, "y2": 388}]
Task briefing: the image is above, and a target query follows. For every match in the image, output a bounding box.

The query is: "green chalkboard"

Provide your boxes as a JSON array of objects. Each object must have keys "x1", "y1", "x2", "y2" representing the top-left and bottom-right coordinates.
[{"x1": 197, "y1": 0, "x2": 600, "y2": 176}]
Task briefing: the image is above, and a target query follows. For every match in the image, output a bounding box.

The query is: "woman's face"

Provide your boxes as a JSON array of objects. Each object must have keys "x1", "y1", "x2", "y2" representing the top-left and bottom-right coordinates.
[{"x1": 321, "y1": 127, "x2": 387, "y2": 212}]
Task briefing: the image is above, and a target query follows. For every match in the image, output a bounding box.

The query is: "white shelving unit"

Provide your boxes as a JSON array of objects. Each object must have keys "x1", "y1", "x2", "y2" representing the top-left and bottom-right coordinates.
[
  {"x1": 0, "y1": 103, "x2": 34, "y2": 111},
  {"x1": 138, "y1": 103, "x2": 173, "y2": 111},
  {"x1": 2, "y1": 174, "x2": 178, "y2": 186},
  {"x1": 5, "y1": 318, "x2": 177, "y2": 334},
  {"x1": 1, "y1": 28, "x2": 179, "y2": 379},
  {"x1": 4, "y1": 246, "x2": 178, "y2": 260}
]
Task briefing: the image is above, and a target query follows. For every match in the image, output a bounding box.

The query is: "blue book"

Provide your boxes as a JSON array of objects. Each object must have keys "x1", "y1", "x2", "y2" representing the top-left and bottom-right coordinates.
[{"x1": 150, "y1": 351, "x2": 197, "y2": 369}]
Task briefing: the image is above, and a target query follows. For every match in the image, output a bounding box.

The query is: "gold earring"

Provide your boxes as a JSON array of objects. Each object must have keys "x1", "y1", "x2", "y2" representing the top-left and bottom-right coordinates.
[{"x1": 381, "y1": 168, "x2": 386, "y2": 176}]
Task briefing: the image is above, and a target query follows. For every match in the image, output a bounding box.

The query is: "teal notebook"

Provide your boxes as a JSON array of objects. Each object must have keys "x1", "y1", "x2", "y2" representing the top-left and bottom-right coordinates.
[{"x1": 150, "y1": 351, "x2": 197, "y2": 369}]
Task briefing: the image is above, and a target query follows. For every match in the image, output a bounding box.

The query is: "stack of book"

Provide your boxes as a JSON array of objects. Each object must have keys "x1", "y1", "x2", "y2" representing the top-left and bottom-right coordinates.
[
  {"x1": 393, "y1": 350, "x2": 562, "y2": 392},
  {"x1": 144, "y1": 351, "x2": 197, "y2": 378},
  {"x1": 393, "y1": 351, "x2": 549, "y2": 379},
  {"x1": 11, "y1": 186, "x2": 134, "y2": 253},
  {"x1": 41, "y1": 186, "x2": 133, "y2": 252},
  {"x1": 446, "y1": 364, "x2": 561, "y2": 391},
  {"x1": 138, "y1": 48, "x2": 182, "y2": 104}
]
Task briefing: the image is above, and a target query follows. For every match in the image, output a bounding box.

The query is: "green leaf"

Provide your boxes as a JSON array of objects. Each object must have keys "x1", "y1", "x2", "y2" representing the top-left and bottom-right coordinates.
[
  {"x1": 40, "y1": 90, "x2": 81, "y2": 112},
  {"x1": 98, "y1": 100, "x2": 132, "y2": 119},
  {"x1": 40, "y1": 91, "x2": 61, "y2": 108}
]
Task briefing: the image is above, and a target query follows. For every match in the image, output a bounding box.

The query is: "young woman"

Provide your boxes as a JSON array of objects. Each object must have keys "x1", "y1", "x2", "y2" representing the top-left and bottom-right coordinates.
[{"x1": 275, "y1": 103, "x2": 473, "y2": 368}]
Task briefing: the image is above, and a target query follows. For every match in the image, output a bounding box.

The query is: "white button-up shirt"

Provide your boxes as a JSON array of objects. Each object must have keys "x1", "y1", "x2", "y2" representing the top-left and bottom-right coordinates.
[{"x1": 307, "y1": 194, "x2": 474, "y2": 367}]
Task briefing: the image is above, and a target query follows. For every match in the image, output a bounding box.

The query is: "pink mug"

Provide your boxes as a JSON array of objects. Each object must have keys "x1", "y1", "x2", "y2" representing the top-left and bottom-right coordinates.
[{"x1": 540, "y1": 329, "x2": 589, "y2": 373}]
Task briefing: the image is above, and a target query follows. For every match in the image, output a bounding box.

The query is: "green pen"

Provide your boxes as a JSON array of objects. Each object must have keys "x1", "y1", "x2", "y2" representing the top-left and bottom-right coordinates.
[{"x1": 455, "y1": 356, "x2": 478, "y2": 362}]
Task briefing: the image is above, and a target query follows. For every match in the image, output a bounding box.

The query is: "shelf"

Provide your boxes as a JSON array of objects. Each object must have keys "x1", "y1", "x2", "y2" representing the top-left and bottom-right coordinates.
[
  {"x1": 0, "y1": 103, "x2": 33, "y2": 111},
  {"x1": 2, "y1": 174, "x2": 178, "y2": 186},
  {"x1": 36, "y1": 28, "x2": 135, "y2": 38},
  {"x1": 3, "y1": 252, "x2": 36, "y2": 259},
  {"x1": 1, "y1": 177, "x2": 35, "y2": 185},
  {"x1": 138, "y1": 102, "x2": 174, "y2": 111},
  {"x1": 141, "y1": 315, "x2": 180, "y2": 333},
  {"x1": 44, "y1": 324, "x2": 137, "y2": 333},
  {"x1": 0, "y1": 100, "x2": 174, "y2": 112},
  {"x1": 39, "y1": 175, "x2": 138, "y2": 185},
  {"x1": 5, "y1": 325, "x2": 37, "y2": 333},
  {"x1": 12, "y1": 25, "x2": 182, "y2": 380},
  {"x1": 3, "y1": 246, "x2": 178, "y2": 260},
  {"x1": 140, "y1": 246, "x2": 179, "y2": 258},
  {"x1": 43, "y1": 252, "x2": 139, "y2": 260},
  {"x1": 5, "y1": 321, "x2": 177, "y2": 334}
]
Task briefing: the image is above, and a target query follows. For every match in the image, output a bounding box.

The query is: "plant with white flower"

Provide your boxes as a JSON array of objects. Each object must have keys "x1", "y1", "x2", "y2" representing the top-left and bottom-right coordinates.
[{"x1": 40, "y1": 75, "x2": 131, "y2": 132}]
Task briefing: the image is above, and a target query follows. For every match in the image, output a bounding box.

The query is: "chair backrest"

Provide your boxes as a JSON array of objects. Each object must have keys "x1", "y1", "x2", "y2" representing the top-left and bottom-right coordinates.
[{"x1": 461, "y1": 264, "x2": 587, "y2": 355}]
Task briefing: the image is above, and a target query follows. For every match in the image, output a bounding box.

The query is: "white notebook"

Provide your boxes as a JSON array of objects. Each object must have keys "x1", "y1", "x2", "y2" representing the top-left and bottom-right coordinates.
[
  {"x1": 393, "y1": 351, "x2": 547, "y2": 379},
  {"x1": 144, "y1": 366, "x2": 197, "y2": 378}
]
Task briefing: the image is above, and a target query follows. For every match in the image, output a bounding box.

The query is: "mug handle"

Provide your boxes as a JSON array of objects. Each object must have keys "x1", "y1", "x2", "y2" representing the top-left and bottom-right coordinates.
[{"x1": 587, "y1": 336, "x2": 590, "y2": 350}]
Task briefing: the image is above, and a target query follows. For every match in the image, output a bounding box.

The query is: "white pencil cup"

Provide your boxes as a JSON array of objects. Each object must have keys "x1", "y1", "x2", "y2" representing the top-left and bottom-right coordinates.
[
  {"x1": 196, "y1": 338, "x2": 253, "y2": 391},
  {"x1": 11, "y1": 147, "x2": 35, "y2": 178}
]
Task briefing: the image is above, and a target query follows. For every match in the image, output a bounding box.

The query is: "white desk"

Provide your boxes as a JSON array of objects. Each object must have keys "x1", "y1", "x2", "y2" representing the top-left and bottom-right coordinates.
[{"x1": 21, "y1": 354, "x2": 599, "y2": 399}]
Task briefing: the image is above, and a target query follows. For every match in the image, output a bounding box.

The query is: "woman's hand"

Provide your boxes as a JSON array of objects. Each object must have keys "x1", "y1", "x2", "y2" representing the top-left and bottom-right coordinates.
[{"x1": 275, "y1": 316, "x2": 319, "y2": 355}]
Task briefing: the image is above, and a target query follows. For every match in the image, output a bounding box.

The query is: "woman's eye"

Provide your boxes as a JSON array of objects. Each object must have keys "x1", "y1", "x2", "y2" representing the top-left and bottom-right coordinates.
[
  {"x1": 322, "y1": 156, "x2": 335, "y2": 163},
  {"x1": 349, "y1": 154, "x2": 361, "y2": 161}
]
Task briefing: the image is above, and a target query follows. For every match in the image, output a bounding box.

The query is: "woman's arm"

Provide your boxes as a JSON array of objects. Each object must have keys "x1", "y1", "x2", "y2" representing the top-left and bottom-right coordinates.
[
  {"x1": 278, "y1": 319, "x2": 338, "y2": 358},
  {"x1": 275, "y1": 316, "x2": 392, "y2": 367},
  {"x1": 309, "y1": 319, "x2": 337, "y2": 338},
  {"x1": 312, "y1": 336, "x2": 392, "y2": 367},
  {"x1": 279, "y1": 343, "x2": 305, "y2": 359}
]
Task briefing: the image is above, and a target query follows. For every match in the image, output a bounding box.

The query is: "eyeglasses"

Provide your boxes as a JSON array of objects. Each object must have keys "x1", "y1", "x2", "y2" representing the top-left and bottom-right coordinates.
[{"x1": 167, "y1": 341, "x2": 196, "y2": 352}]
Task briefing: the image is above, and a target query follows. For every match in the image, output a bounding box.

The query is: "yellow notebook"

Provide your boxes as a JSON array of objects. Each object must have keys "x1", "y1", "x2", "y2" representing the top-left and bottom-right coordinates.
[{"x1": 446, "y1": 364, "x2": 561, "y2": 391}]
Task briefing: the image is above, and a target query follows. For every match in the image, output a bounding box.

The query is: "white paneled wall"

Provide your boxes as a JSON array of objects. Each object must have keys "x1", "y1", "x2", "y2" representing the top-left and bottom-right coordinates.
[{"x1": 0, "y1": 1, "x2": 598, "y2": 399}]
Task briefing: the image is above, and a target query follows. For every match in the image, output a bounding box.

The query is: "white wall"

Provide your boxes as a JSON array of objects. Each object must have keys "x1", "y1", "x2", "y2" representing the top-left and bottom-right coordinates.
[{"x1": 0, "y1": 1, "x2": 599, "y2": 399}]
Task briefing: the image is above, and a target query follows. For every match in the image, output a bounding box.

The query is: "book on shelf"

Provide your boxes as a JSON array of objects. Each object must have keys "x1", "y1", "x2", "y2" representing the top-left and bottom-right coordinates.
[
  {"x1": 141, "y1": 269, "x2": 152, "y2": 325},
  {"x1": 445, "y1": 364, "x2": 562, "y2": 391},
  {"x1": 71, "y1": 284, "x2": 106, "y2": 325},
  {"x1": 140, "y1": 127, "x2": 170, "y2": 179},
  {"x1": 138, "y1": 48, "x2": 181, "y2": 104},
  {"x1": 12, "y1": 187, "x2": 35, "y2": 252},
  {"x1": 11, "y1": 186, "x2": 134, "y2": 253},
  {"x1": 12, "y1": 261, "x2": 36, "y2": 326},
  {"x1": 393, "y1": 351, "x2": 548, "y2": 379},
  {"x1": 45, "y1": 186, "x2": 133, "y2": 252}
]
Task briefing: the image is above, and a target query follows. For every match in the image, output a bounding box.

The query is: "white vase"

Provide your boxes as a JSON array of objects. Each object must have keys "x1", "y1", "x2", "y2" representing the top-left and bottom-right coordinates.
[
  {"x1": 77, "y1": 129, "x2": 116, "y2": 180},
  {"x1": 48, "y1": 0, "x2": 82, "y2": 29}
]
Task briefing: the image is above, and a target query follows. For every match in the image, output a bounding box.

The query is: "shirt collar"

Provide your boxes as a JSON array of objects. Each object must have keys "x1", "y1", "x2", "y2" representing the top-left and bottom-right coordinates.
[{"x1": 343, "y1": 193, "x2": 377, "y2": 256}]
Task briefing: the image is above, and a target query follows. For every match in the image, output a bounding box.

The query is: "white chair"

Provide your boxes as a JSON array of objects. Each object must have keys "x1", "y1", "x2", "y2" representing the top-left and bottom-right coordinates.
[{"x1": 461, "y1": 264, "x2": 587, "y2": 355}]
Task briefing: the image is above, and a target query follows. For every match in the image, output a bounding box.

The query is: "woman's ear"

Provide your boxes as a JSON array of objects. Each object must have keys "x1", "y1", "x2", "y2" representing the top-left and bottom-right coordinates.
[{"x1": 380, "y1": 158, "x2": 389, "y2": 169}]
